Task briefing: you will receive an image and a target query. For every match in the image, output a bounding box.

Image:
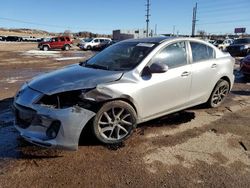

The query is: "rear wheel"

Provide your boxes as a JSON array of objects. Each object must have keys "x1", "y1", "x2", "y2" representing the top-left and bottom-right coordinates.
[
  {"x1": 207, "y1": 79, "x2": 230, "y2": 108},
  {"x1": 93, "y1": 101, "x2": 137, "y2": 144}
]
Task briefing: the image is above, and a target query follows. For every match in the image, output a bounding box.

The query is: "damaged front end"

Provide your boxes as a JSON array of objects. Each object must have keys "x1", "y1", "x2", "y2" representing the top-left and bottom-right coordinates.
[{"x1": 13, "y1": 85, "x2": 100, "y2": 150}]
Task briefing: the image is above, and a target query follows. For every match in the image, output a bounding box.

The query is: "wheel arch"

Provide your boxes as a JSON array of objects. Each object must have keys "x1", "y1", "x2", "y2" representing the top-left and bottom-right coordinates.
[
  {"x1": 219, "y1": 76, "x2": 231, "y2": 89},
  {"x1": 42, "y1": 44, "x2": 50, "y2": 49},
  {"x1": 78, "y1": 97, "x2": 138, "y2": 145}
]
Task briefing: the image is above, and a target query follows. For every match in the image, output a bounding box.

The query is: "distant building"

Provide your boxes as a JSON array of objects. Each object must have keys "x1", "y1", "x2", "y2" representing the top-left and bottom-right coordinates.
[{"x1": 113, "y1": 29, "x2": 153, "y2": 40}]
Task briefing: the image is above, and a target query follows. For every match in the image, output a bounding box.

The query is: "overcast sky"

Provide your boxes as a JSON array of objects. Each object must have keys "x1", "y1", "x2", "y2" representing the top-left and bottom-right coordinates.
[{"x1": 0, "y1": 0, "x2": 249, "y2": 35}]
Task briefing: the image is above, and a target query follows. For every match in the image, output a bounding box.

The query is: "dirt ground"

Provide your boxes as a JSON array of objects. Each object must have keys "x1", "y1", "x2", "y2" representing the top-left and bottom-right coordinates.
[{"x1": 0, "y1": 42, "x2": 250, "y2": 188}]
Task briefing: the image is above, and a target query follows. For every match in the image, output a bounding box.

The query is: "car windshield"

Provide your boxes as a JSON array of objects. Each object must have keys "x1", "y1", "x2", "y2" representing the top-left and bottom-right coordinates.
[
  {"x1": 233, "y1": 38, "x2": 250, "y2": 44},
  {"x1": 84, "y1": 38, "x2": 93, "y2": 42},
  {"x1": 82, "y1": 42, "x2": 156, "y2": 71}
]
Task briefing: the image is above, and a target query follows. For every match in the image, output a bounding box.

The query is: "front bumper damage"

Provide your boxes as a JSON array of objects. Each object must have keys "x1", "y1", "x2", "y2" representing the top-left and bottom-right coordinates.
[{"x1": 13, "y1": 86, "x2": 96, "y2": 150}]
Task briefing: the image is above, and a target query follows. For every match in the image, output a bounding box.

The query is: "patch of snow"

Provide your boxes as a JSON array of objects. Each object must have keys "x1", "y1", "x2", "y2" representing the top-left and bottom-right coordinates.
[
  {"x1": 55, "y1": 57, "x2": 83, "y2": 61},
  {"x1": 0, "y1": 76, "x2": 23, "y2": 84},
  {"x1": 23, "y1": 50, "x2": 61, "y2": 57}
]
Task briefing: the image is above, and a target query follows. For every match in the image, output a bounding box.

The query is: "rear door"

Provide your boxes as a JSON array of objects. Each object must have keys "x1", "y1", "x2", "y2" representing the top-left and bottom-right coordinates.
[
  {"x1": 188, "y1": 41, "x2": 217, "y2": 104},
  {"x1": 93, "y1": 39, "x2": 100, "y2": 47},
  {"x1": 59, "y1": 37, "x2": 66, "y2": 48}
]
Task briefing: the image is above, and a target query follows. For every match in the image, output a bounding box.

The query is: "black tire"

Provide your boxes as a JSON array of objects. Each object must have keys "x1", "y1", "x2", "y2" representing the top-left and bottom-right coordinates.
[
  {"x1": 207, "y1": 79, "x2": 230, "y2": 108},
  {"x1": 43, "y1": 45, "x2": 49, "y2": 51},
  {"x1": 86, "y1": 45, "x2": 91, "y2": 50},
  {"x1": 64, "y1": 44, "x2": 70, "y2": 51},
  {"x1": 93, "y1": 100, "x2": 137, "y2": 144}
]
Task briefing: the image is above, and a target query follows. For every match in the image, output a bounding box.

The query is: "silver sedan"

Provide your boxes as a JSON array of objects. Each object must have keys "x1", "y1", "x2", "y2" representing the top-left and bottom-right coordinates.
[{"x1": 13, "y1": 37, "x2": 235, "y2": 150}]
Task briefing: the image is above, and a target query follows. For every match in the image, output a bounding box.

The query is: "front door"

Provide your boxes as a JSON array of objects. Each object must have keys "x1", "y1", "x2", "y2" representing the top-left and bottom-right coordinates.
[{"x1": 137, "y1": 41, "x2": 192, "y2": 119}]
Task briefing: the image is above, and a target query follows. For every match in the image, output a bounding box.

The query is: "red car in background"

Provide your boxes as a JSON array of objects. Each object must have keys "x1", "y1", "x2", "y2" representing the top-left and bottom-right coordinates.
[
  {"x1": 38, "y1": 36, "x2": 72, "y2": 51},
  {"x1": 240, "y1": 55, "x2": 250, "y2": 77}
]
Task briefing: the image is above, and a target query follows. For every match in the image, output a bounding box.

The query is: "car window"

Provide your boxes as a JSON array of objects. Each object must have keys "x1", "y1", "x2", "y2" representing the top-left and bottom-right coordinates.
[
  {"x1": 60, "y1": 37, "x2": 65, "y2": 41},
  {"x1": 94, "y1": 39, "x2": 99, "y2": 43},
  {"x1": 100, "y1": 39, "x2": 104, "y2": 42},
  {"x1": 51, "y1": 38, "x2": 58, "y2": 42},
  {"x1": 151, "y1": 41, "x2": 188, "y2": 69},
  {"x1": 65, "y1": 37, "x2": 70, "y2": 41},
  {"x1": 85, "y1": 42, "x2": 156, "y2": 71},
  {"x1": 190, "y1": 42, "x2": 215, "y2": 63}
]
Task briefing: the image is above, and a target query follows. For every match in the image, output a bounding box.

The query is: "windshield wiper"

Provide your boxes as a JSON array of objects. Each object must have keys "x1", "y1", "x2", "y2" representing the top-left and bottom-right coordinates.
[{"x1": 84, "y1": 63, "x2": 109, "y2": 70}]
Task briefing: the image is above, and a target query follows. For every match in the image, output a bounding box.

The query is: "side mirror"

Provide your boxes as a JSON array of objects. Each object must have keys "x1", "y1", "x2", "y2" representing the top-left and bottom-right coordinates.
[{"x1": 149, "y1": 62, "x2": 168, "y2": 73}]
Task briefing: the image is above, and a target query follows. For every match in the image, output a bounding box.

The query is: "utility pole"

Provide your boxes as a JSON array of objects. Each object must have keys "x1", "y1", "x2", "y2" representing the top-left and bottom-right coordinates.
[
  {"x1": 191, "y1": 2, "x2": 198, "y2": 37},
  {"x1": 172, "y1": 25, "x2": 175, "y2": 36},
  {"x1": 154, "y1": 24, "x2": 157, "y2": 36},
  {"x1": 145, "y1": 0, "x2": 150, "y2": 37}
]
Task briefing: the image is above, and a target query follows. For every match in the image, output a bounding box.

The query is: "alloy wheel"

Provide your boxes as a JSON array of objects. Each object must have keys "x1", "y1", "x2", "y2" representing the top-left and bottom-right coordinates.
[
  {"x1": 211, "y1": 82, "x2": 229, "y2": 106},
  {"x1": 98, "y1": 107, "x2": 133, "y2": 141}
]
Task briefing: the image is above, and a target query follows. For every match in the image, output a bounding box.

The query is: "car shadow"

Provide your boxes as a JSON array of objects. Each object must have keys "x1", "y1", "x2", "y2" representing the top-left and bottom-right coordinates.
[{"x1": 139, "y1": 111, "x2": 195, "y2": 130}]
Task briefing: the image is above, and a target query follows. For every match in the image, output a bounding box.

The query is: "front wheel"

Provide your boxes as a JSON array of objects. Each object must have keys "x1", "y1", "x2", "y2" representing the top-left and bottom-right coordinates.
[
  {"x1": 93, "y1": 101, "x2": 137, "y2": 144},
  {"x1": 43, "y1": 45, "x2": 49, "y2": 51},
  {"x1": 207, "y1": 79, "x2": 230, "y2": 108}
]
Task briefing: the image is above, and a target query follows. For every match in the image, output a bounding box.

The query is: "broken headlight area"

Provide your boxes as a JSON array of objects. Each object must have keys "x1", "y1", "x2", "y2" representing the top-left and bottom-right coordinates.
[
  {"x1": 46, "y1": 120, "x2": 61, "y2": 139},
  {"x1": 37, "y1": 89, "x2": 100, "y2": 112}
]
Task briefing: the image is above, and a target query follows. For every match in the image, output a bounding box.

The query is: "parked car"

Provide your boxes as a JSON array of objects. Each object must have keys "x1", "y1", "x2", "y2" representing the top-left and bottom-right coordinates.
[
  {"x1": 79, "y1": 38, "x2": 111, "y2": 50},
  {"x1": 92, "y1": 40, "x2": 117, "y2": 51},
  {"x1": 38, "y1": 36, "x2": 72, "y2": 51},
  {"x1": 240, "y1": 55, "x2": 250, "y2": 77},
  {"x1": 226, "y1": 38, "x2": 250, "y2": 57},
  {"x1": 22, "y1": 36, "x2": 38, "y2": 42},
  {"x1": 218, "y1": 39, "x2": 234, "y2": 51},
  {"x1": 212, "y1": 40, "x2": 223, "y2": 47},
  {"x1": 5, "y1": 36, "x2": 22, "y2": 42},
  {"x1": 0, "y1": 36, "x2": 6, "y2": 41},
  {"x1": 13, "y1": 37, "x2": 234, "y2": 150}
]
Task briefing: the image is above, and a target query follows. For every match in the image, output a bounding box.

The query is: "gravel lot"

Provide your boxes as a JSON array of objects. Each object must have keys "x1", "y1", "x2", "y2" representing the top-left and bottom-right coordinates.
[{"x1": 0, "y1": 42, "x2": 250, "y2": 188}]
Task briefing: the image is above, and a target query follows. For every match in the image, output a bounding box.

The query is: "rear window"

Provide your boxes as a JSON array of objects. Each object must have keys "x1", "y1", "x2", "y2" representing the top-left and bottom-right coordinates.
[
  {"x1": 190, "y1": 42, "x2": 215, "y2": 63},
  {"x1": 60, "y1": 37, "x2": 65, "y2": 41}
]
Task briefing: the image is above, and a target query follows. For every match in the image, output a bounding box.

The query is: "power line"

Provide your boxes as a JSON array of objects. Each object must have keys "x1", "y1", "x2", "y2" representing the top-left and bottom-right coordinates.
[
  {"x1": 0, "y1": 16, "x2": 114, "y2": 32},
  {"x1": 197, "y1": 0, "x2": 248, "y2": 7},
  {"x1": 197, "y1": 19, "x2": 250, "y2": 26},
  {"x1": 0, "y1": 17, "x2": 66, "y2": 29},
  {"x1": 199, "y1": 0, "x2": 249, "y2": 9},
  {"x1": 198, "y1": 5, "x2": 250, "y2": 15}
]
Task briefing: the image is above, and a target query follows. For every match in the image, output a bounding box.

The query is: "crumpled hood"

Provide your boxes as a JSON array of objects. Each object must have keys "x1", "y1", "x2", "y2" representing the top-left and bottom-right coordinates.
[{"x1": 28, "y1": 64, "x2": 123, "y2": 95}]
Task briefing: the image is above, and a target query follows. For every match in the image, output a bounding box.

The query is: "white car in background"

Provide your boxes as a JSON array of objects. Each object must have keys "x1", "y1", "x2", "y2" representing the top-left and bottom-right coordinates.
[
  {"x1": 218, "y1": 39, "x2": 234, "y2": 51},
  {"x1": 79, "y1": 37, "x2": 111, "y2": 50}
]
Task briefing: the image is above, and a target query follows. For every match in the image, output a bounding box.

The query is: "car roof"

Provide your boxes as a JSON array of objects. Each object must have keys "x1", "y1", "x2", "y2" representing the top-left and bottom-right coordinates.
[{"x1": 124, "y1": 37, "x2": 176, "y2": 44}]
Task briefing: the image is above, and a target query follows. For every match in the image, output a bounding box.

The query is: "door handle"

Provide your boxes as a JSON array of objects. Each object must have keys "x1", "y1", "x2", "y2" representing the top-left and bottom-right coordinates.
[
  {"x1": 211, "y1": 64, "x2": 217, "y2": 68},
  {"x1": 181, "y1": 71, "x2": 190, "y2": 77}
]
